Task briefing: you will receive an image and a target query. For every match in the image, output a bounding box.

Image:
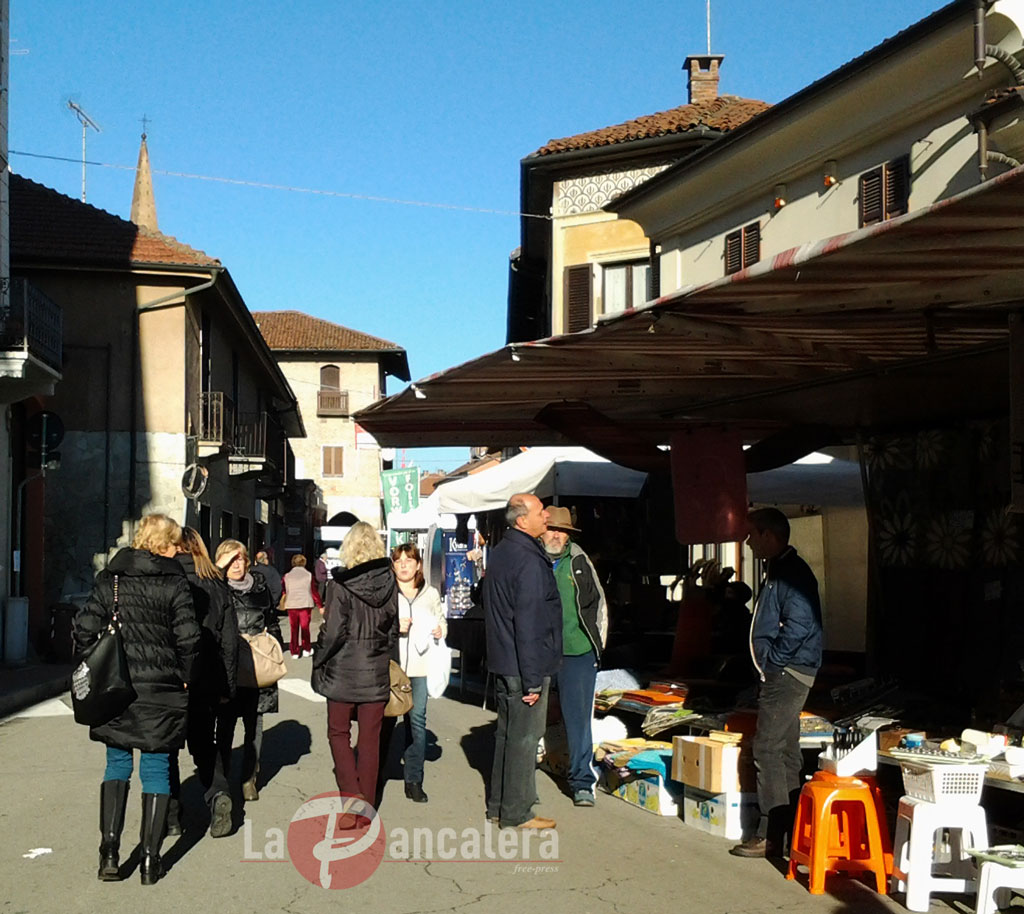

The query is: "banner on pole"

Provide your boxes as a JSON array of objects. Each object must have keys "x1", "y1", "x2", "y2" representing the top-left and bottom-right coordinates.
[{"x1": 381, "y1": 467, "x2": 421, "y2": 516}]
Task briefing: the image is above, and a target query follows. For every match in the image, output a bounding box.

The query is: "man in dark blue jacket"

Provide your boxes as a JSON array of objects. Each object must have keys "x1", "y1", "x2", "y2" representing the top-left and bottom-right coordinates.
[
  {"x1": 731, "y1": 507, "x2": 822, "y2": 859},
  {"x1": 483, "y1": 493, "x2": 562, "y2": 830}
]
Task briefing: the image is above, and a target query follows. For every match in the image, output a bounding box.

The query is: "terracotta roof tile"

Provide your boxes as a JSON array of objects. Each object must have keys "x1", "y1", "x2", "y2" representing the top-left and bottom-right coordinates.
[
  {"x1": 531, "y1": 95, "x2": 770, "y2": 157},
  {"x1": 10, "y1": 173, "x2": 220, "y2": 268},
  {"x1": 253, "y1": 310, "x2": 402, "y2": 352}
]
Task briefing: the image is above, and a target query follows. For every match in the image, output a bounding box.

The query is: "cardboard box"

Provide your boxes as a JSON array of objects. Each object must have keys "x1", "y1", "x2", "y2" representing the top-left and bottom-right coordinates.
[
  {"x1": 600, "y1": 768, "x2": 685, "y2": 817},
  {"x1": 682, "y1": 786, "x2": 759, "y2": 841},
  {"x1": 672, "y1": 735, "x2": 755, "y2": 792}
]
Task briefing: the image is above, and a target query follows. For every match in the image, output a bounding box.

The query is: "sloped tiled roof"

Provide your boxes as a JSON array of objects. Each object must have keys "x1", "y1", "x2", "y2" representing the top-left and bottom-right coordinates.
[
  {"x1": 253, "y1": 310, "x2": 402, "y2": 352},
  {"x1": 531, "y1": 95, "x2": 770, "y2": 157},
  {"x1": 10, "y1": 174, "x2": 220, "y2": 268}
]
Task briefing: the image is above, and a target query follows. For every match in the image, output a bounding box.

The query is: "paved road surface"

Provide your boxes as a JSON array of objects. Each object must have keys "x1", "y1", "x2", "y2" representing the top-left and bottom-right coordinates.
[{"x1": 0, "y1": 655, "x2": 913, "y2": 913}]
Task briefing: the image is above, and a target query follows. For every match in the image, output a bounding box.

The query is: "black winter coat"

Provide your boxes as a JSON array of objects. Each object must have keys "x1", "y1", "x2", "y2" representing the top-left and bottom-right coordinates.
[
  {"x1": 73, "y1": 547, "x2": 199, "y2": 753},
  {"x1": 227, "y1": 574, "x2": 284, "y2": 714},
  {"x1": 483, "y1": 528, "x2": 562, "y2": 692},
  {"x1": 176, "y1": 554, "x2": 239, "y2": 701},
  {"x1": 312, "y1": 559, "x2": 398, "y2": 704}
]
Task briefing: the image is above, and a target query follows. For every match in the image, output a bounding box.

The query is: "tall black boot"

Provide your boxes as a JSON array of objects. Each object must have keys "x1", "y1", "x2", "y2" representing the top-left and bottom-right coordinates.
[
  {"x1": 139, "y1": 793, "x2": 170, "y2": 885},
  {"x1": 97, "y1": 780, "x2": 129, "y2": 881}
]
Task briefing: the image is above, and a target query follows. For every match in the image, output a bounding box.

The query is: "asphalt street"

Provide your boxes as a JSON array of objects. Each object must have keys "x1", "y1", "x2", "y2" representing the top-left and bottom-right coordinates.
[{"x1": 0, "y1": 651, "x2": 916, "y2": 914}]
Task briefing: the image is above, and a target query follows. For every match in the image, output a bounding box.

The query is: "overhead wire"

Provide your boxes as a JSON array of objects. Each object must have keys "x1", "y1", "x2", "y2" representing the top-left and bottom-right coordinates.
[{"x1": 9, "y1": 149, "x2": 553, "y2": 220}]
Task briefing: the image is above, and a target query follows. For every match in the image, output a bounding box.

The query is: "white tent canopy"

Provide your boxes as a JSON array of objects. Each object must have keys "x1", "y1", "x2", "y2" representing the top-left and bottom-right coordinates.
[{"x1": 434, "y1": 447, "x2": 648, "y2": 514}]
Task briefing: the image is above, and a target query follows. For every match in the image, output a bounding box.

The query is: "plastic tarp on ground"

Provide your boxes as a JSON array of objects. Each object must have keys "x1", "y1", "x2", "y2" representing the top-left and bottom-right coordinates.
[{"x1": 434, "y1": 447, "x2": 648, "y2": 514}]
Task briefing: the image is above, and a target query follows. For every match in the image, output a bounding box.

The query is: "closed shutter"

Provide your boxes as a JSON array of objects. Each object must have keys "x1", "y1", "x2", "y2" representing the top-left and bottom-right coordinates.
[
  {"x1": 322, "y1": 446, "x2": 344, "y2": 476},
  {"x1": 742, "y1": 222, "x2": 760, "y2": 268},
  {"x1": 648, "y1": 242, "x2": 661, "y2": 300},
  {"x1": 724, "y1": 230, "x2": 743, "y2": 275},
  {"x1": 885, "y1": 154, "x2": 910, "y2": 219},
  {"x1": 859, "y1": 167, "x2": 884, "y2": 226},
  {"x1": 564, "y1": 264, "x2": 593, "y2": 333}
]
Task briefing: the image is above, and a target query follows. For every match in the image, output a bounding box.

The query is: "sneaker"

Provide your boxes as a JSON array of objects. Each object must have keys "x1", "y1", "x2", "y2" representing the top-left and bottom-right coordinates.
[
  {"x1": 209, "y1": 793, "x2": 232, "y2": 838},
  {"x1": 242, "y1": 778, "x2": 259, "y2": 802},
  {"x1": 729, "y1": 836, "x2": 771, "y2": 858},
  {"x1": 302, "y1": 650, "x2": 313, "y2": 658},
  {"x1": 572, "y1": 789, "x2": 595, "y2": 807}
]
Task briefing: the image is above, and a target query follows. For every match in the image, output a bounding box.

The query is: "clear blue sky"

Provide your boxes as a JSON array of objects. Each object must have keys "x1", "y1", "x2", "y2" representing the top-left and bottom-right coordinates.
[{"x1": 11, "y1": 0, "x2": 944, "y2": 470}]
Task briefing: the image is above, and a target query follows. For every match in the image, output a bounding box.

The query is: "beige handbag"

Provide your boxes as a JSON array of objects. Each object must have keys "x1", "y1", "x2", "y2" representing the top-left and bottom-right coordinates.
[
  {"x1": 385, "y1": 660, "x2": 413, "y2": 717},
  {"x1": 238, "y1": 630, "x2": 287, "y2": 688}
]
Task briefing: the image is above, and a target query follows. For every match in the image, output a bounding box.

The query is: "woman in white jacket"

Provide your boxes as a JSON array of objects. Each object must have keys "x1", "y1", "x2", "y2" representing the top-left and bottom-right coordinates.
[{"x1": 391, "y1": 543, "x2": 447, "y2": 803}]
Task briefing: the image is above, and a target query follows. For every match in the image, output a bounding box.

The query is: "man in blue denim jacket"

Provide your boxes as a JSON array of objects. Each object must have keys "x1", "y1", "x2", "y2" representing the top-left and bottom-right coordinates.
[{"x1": 730, "y1": 507, "x2": 822, "y2": 859}]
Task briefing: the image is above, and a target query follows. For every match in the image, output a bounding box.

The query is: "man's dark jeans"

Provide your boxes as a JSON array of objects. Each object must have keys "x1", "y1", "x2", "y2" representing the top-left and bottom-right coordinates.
[
  {"x1": 752, "y1": 669, "x2": 810, "y2": 842},
  {"x1": 488, "y1": 674, "x2": 550, "y2": 827},
  {"x1": 554, "y1": 651, "x2": 598, "y2": 793}
]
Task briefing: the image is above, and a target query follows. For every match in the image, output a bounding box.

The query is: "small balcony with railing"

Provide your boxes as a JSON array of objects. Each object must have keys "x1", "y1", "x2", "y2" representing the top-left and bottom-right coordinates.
[
  {"x1": 0, "y1": 278, "x2": 63, "y2": 400},
  {"x1": 197, "y1": 391, "x2": 235, "y2": 458},
  {"x1": 230, "y1": 410, "x2": 283, "y2": 478},
  {"x1": 317, "y1": 388, "x2": 349, "y2": 417}
]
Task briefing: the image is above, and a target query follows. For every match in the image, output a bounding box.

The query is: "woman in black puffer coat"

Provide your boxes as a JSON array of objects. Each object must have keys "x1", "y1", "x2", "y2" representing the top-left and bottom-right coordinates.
[
  {"x1": 73, "y1": 514, "x2": 199, "y2": 886},
  {"x1": 312, "y1": 521, "x2": 398, "y2": 804},
  {"x1": 174, "y1": 527, "x2": 239, "y2": 838},
  {"x1": 215, "y1": 538, "x2": 283, "y2": 804}
]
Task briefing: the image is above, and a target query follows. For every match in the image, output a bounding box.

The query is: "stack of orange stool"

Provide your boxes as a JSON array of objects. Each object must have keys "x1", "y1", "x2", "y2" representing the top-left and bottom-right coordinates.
[{"x1": 787, "y1": 770, "x2": 893, "y2": 895}]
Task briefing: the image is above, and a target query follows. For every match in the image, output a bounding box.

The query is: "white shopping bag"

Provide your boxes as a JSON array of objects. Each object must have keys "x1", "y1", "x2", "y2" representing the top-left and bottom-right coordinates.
[{"x1": 426, "y1": 637, "x2": 452, "y2": 699}]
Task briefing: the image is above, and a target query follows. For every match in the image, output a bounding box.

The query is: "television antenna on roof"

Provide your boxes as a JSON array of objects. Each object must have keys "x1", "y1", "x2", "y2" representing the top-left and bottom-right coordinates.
[{"x1": 66, "y1": 100, "x2": 101, "y2": 203}]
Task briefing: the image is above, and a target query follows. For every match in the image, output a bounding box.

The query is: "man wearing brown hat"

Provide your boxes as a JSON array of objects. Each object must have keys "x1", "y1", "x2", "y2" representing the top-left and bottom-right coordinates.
[{"x1": 541, "y1": 506, "x2": 607, "y2": 807}]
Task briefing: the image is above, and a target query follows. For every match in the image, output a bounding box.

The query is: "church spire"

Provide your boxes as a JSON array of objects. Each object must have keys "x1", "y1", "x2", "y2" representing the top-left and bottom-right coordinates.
[{"x1": 130, "y1": 127, "x2": 159, "y2": 232}]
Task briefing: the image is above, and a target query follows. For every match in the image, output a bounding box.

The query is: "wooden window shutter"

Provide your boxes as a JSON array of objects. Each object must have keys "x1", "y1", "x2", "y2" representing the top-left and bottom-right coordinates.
[
  {"x1": 885, "y1": 154, "x2": 910, "y2": 219},
  {"x1": 564, "y1": 264, "x2": 593, "y2": 333},
  {"x1": 742, "y1": 222, "x2": 760, "y2": 268},
  {"x1": 859, "y1": 167, "x2": 884, "y2": 226},
  {"x1": 724, "y1": 230, "x2": 743, "y2": 275},
  {"x1": 323, "y1": 446, "x2": 343, "y2": 476},
  {"x1": 320, "y1": 364, "x2": 340, "y2": 390},
  {"x1": 648, "y1": 242, "x2": 661, "y2": 300}
]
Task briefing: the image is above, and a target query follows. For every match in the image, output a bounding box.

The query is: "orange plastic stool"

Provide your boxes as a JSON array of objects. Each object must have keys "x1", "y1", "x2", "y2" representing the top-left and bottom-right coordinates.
[{"x1": 787, "y1": 771, "x2": 893, "y2": 895}]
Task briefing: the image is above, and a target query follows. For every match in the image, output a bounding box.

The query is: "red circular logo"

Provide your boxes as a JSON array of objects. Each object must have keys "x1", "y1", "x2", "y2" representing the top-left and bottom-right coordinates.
[{"x1": 287, "y1": 792, "x2": 386, "y2": 889}]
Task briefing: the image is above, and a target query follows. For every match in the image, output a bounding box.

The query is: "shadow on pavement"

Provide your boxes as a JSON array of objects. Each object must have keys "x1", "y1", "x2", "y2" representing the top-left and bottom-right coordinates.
[
  {"x1": 259, "y1": 718, "x2": 312, "y2": 786},
  {"x1": 459, "y1": 722, "x2": 496, "y2": 794}
]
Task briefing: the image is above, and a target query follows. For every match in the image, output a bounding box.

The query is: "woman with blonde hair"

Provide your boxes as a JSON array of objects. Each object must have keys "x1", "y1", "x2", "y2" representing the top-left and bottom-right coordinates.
[
  {"x1": 174, "y1": 527, "x2": 239, "y2": 837},
  {"x1": 312, "y1": 521, "x2": 398, "y2": 804},
  {"x1": 215, "y1": 538, "x2": 283, "y2": 803},
  {"x1": 73, "y1": 514, "x2": 199, "y2": 885}
]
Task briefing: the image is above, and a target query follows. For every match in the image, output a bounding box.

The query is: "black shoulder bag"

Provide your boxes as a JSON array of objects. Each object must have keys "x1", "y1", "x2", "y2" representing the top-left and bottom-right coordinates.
[{"x1": 71, "y1": 575, "x2": 137, "y2": 726}]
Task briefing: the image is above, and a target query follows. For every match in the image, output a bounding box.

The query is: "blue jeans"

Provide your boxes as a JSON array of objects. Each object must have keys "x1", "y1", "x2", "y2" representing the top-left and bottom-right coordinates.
[
  {"x1": 488, "y1": 675, "x2": 550, "y2": 827},
  {"x1": 103, "y1": 746, "x2": 171, "y2": 795},
  {"x1": 554, "y1": 650, "x2": 598, "y2": 793},
  {"x1": 752, "y1": 669, "x2": 810, "y2": 840},
  {"x1": 403, "y1": 676, "x2": 429, "y2": 784}
]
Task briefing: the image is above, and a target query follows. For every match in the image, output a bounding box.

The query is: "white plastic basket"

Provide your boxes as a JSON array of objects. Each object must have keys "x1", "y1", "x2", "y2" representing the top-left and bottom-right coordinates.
[{"x1": 900, "y1": 761, "x2": 986, "y2": 806}]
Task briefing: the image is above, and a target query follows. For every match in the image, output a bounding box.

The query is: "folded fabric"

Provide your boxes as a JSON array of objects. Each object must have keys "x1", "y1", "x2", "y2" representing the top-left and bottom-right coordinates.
[{"x1": 624, "y1": 748, "x2": 674, "y2": 779}]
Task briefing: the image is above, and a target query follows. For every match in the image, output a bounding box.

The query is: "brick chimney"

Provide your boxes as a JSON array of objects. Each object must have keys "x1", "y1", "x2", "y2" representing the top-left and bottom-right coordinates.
[{"x1": 685, "y1": 54, "x2": 724, "y2": 105}]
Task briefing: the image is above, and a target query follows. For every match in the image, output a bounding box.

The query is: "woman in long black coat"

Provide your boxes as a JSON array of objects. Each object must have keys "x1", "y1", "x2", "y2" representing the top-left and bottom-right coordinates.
[
  {"x1": 312, "y1": 521, "x2": 398, "y2": 804},
  {"x1": 73, "y1": 514, "x2": 199, "y2": 886},
  {"x1": 175, "y1": 527, "x2": 239, "y2": 838},
  {"x1": 215, "y1": 538, "x2": 284, "y2": 803}
]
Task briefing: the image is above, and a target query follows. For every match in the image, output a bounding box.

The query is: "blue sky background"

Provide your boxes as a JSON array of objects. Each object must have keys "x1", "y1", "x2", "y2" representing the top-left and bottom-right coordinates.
[{"x1": 11, "y1": 0, "x2": 944, "y2": 469}]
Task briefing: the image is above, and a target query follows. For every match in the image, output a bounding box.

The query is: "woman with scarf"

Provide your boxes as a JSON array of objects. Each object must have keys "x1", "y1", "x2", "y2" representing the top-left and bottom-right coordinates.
[{"x1": 214, "y1": 538, "x2": 283, "y2": 803}]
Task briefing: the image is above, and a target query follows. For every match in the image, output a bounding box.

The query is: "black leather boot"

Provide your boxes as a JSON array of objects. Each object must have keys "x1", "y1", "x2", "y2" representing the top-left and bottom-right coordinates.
[
  {"x1": 166, "y1": 796, "x2": 183, "y2": 837},
  {"x1": 97, "y1": 780, "x2": 129, "y2": 881},
  {"x1": 139, "y1": 793, "x2": 170, "y2": 885},
  {"x1": 404, "y1": 782, "x2": 428, "y2": 803}
]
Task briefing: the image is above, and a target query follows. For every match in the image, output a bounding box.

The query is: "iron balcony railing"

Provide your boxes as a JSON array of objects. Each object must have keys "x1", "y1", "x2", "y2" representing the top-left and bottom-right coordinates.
[
  {"x1": 199, "y1": 391, "x2": 235, "y2": 446},
  {"x1": 2, "y1": 278, "x2": 63, "y2": 372},
  {"x1": 317, "y1": 388, "x2": 349, "y2": 417},
  {"x1": 234, "y1": 410, "x2": 285, "y2": 467}
]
